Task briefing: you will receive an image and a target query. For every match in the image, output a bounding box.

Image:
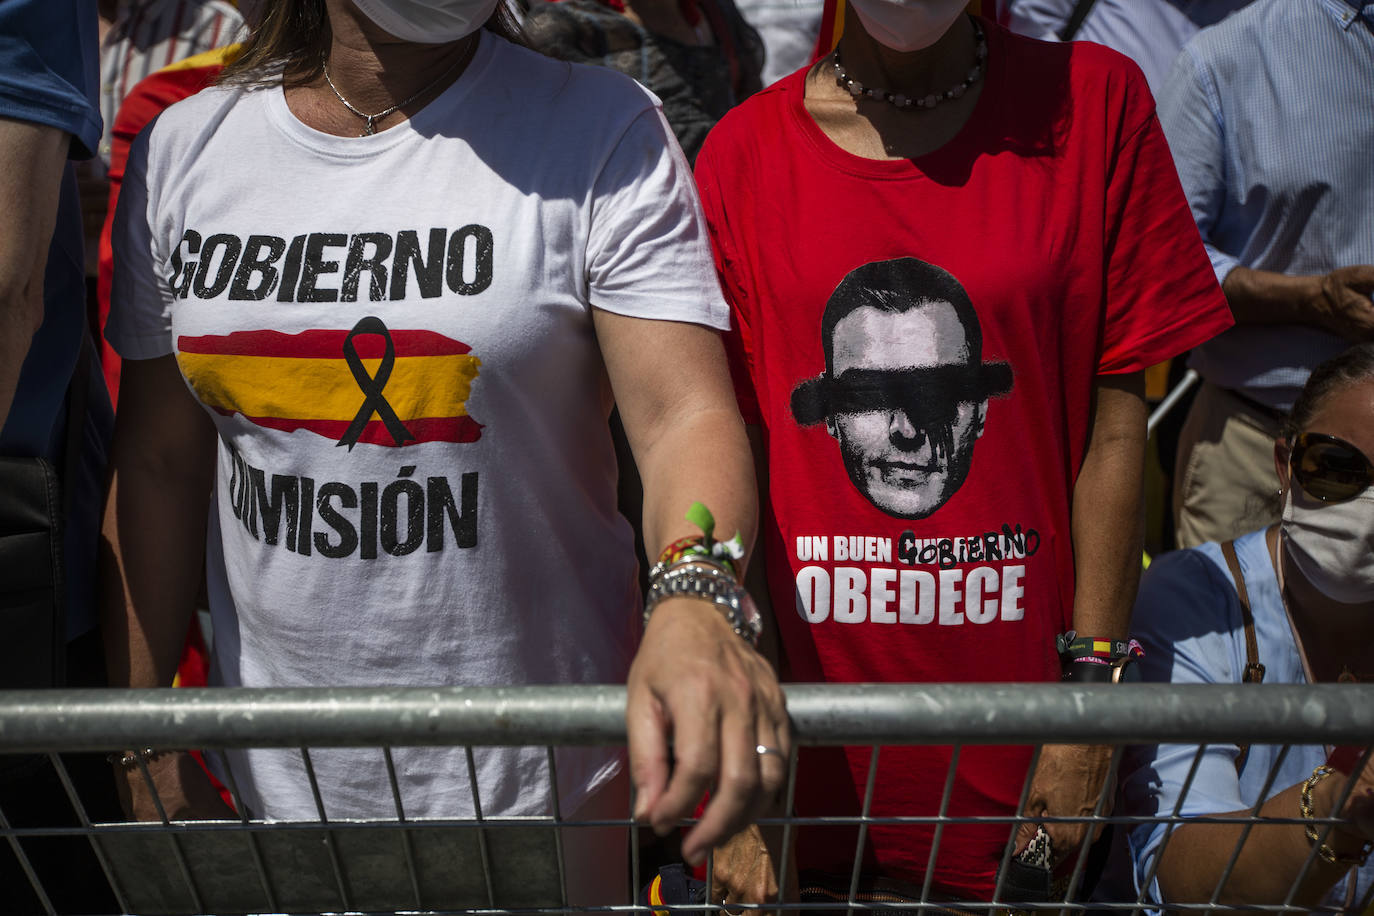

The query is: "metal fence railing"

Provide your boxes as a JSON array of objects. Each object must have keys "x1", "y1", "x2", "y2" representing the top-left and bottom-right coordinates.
[{"x1": 0, "y1": 683, "x2": 1371, "y2": 916}]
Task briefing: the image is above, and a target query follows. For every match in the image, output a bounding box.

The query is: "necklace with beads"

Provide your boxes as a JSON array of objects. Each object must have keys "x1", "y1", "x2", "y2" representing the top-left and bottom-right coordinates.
[
  {"x1": 831, "y1": 18, "x2": 987, "y2": 112},
  {"x1": 322, "y1": 38, "x2": 475, "y2": 137}
]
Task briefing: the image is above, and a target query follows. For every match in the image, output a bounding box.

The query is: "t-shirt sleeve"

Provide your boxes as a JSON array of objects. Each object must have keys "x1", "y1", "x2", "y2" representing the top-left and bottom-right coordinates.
[
  {"x1": 1097, "y1": 71, "x2": 1233, "y2": 375},
  {"x1": 0, "y1": 0, "x2": 101, "y2": 159},
  {"x1": 999, "y1": 0, "x2": 1071, "y2": 40},
  {"x1": 586, "y1": 105, "x2": 731, "y2": 330},
  {"x1": 694, "y1": 135, "x2": 761, "y2": 425},
  {"x1": 106, "y1": 126, "x2": 176, "y2": 360},
  {"x1": 1117, "y1": 548, "x2": 1249, "y2": 903},
  {"x1": 1156, "y1": 45, "x2": 1242, "y2": 287}
]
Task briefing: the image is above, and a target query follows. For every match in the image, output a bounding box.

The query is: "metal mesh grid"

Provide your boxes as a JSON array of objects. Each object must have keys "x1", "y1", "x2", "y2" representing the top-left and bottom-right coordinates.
[{"x1": 0, "y1": 683, "x2": 1370, "y2": 915}]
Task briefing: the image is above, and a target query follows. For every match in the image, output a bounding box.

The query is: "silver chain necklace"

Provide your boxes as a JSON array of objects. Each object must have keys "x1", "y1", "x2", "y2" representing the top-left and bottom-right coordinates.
[
  {"x1": 322, "y1": 42, "x2": 473, "y2": 136},
  {"x1": 832, "y1": 19, "x2": 987, "y2": 112}
]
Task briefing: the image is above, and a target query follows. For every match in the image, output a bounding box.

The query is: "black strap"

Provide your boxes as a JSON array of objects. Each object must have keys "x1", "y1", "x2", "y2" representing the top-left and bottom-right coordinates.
[
  {"x1": 1057, "y1": 0, "x2": 1098, "y2": 41},
  {"x1": 48, "y1": 330, "x2": 93, "y2": 688},
  {"x1": 62, "y1": 331, "x2": 92, "y2": 522},
  {"x1": 1219, "y1": 540, "x2": 1266, "y2": 684},
  {"x1": 1220, "y1": 539, "x2": 1265, "y2": 773}
]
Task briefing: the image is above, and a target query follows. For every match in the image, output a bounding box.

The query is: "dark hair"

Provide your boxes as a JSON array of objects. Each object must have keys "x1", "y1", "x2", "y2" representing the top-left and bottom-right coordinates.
[
  {"x1": 219, "y1": 0, "x2": 527, "y2": 88},
  {"x1": 820, "y1": 258, "x2": 982, "y2": 372},
  {"x1": 1281, "y1": 343, "x2": 1374, "y2": 443}
]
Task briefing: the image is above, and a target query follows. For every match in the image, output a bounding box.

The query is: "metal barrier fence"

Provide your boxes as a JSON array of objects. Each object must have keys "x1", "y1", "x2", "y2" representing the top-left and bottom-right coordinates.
[{"x1": 0, "y1": 683, "x2": 1371, "y2": 916}]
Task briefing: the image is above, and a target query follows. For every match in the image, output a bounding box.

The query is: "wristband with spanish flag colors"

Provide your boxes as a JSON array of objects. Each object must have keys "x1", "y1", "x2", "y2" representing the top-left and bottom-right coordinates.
[
  {"x1": 1056, "y1": 631, "x2": 1145, "y2": 683},
  {"x1": 656, "y1": 534, "x2": 711, "y2": 567},
  {"x1": 639, "y1": 864, "x2": 706, "y2": 916}
]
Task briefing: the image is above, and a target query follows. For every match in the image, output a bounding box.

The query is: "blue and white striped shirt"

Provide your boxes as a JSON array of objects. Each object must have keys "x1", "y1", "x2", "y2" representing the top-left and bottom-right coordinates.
[
  {"x1": 1158, "y1": 0, "x2": 1374, "y2": 409},
  {"x1": 1000, "y1": 0, "x2": 1249, "y2": 96}
]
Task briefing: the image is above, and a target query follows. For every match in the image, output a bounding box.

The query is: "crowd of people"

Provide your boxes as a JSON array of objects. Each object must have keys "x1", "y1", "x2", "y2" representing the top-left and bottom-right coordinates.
[{"x1": 0, "y1": 0, "x2": 1370, "y2": 912}]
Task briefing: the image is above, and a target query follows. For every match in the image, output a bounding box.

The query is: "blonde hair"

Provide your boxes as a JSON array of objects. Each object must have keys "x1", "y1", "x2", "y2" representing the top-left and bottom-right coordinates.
[{"x1": 218, "y1": 0, "x2": 527, "y2": 88}]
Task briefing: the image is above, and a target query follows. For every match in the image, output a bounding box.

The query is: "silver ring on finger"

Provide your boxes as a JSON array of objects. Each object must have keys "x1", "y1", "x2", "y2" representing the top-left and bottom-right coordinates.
[{"x1": 755, "y1": 744, "x2": 786, "y2": 760}]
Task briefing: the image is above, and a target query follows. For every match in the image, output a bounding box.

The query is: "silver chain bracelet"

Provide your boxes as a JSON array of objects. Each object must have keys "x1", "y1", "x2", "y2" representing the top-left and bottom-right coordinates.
[{"x1": 643, "y1": 560, "x2": 761, "y2": 648}]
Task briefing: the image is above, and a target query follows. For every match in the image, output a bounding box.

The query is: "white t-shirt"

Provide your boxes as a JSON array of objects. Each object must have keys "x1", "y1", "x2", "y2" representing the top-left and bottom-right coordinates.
[{"x1": 108, "y1": 31, "x2": 729, "y2": 821}]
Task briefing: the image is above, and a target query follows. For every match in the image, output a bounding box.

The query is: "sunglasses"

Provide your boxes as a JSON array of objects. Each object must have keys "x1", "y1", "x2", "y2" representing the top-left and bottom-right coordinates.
[{"x1": 1289, "y1": 432, "x2": 1374, "y2": 503}]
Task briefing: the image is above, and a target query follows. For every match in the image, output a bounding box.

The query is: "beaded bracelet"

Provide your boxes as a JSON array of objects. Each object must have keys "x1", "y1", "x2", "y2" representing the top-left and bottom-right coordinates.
[
  {"x1": 1300, "y1": 765, "x2": 1373, "y2": 867},
  {"x1": 657, "y1": 534, "x2": 710, "y2": 568}
]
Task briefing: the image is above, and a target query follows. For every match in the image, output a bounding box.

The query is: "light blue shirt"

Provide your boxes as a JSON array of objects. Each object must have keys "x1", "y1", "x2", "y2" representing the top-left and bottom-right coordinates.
[
  {"x1": 1001, "y1": 0, "x2": 1249, "y2": 95},
  {"x1": 1158, "y1": 0, "x2": 1374, "y2": 410},
  {"x1": 1099, "y1": 529, "x2": 1373, "y2": 910}
]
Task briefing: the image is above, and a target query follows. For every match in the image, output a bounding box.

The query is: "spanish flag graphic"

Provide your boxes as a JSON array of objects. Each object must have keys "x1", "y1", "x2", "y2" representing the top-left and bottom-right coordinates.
[{"x1": 177, "y1": 317, "x2": 482, "y2": 449}]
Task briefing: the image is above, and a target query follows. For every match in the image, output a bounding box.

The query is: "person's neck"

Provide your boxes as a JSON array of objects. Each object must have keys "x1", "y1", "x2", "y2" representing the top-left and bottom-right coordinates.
[
  {"x1": 1269, "y1": 525, "x2": 1374, "y2": 682},
  {"x1": 319, "y1": 2, "x2": 476, "y2": 115},
  {"x1": 832, "y1": 14, "x2": 975, "y2": 102}
]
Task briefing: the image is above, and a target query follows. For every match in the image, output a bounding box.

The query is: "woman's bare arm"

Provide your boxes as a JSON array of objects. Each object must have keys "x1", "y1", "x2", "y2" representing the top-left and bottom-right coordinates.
[
  {"x1": 100, "y1": 353, "x2": 233, "y2": 820},
  {"x1": 594, "y1": 309, "x2": 788, "y2": 866},
  {"x1": 1157, "y1": 767, "x2": 1373, "y2": 908}
]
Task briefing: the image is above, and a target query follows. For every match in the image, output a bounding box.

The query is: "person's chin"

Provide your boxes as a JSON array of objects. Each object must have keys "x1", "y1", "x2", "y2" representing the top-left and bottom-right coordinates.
[{"x1": 860, "y1": 464, "x2": 944, "y2": 519}]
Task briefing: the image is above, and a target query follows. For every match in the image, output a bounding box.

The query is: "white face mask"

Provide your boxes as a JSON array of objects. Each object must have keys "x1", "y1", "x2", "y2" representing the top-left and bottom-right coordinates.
[
  {"x1": 845, "y1": 0, "x2": 967, "y2": 53},
  {"x1": 352, "y1": 0, "x2": 500, "y2": 43},
  {"x1": 1281, "y1": 484, "x2": 1374, "y2": 604}
]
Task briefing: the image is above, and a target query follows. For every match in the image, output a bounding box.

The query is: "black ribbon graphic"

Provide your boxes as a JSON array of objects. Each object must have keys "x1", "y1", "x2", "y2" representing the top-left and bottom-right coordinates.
[{"x1": 337, "y1": 316, "x2": 417, "y2": 450}]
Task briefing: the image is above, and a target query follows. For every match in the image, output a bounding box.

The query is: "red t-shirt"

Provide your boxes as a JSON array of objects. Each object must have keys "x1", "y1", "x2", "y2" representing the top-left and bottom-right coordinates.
[{"x1": 695, "y1": 22, "x2": 1231, "y2": 899}]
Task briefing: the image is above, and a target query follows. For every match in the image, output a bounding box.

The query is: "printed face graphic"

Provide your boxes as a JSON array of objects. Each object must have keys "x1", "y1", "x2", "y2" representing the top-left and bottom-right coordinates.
[{"x1": 826, "y1": 301, "x2": 987, "y2": 519}]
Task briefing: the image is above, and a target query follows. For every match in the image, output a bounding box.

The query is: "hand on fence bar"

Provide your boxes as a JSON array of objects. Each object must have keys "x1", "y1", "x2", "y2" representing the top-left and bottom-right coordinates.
[
  {"x1": 710, "y1": 821, "x2": 797, "y2": 915},
  {"x1": 1344, "y1": 759, "x2": 1374, "y2": 840},
  {"x1": 626, "y1": 594, "x2": 790, "y2": 866},
  {"x1": 115, "y1": 749, "x2": 235, "y2": 822},
  {"x1": 1017, "y1": 743, "x2": 1114, "y2": 862}
]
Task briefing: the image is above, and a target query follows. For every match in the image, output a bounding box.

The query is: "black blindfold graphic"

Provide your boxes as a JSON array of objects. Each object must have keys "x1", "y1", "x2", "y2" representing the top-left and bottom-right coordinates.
[{"x1": 791, "y1": 362, "x2": 1014, "y2": 429}]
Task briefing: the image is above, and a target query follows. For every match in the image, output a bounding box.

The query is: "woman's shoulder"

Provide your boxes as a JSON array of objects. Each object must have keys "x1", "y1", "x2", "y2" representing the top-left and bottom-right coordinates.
[
  {"x1": 989, "y1": 18, "x2": 1147, "y2": 83},
  {"x1": 1134, "y1": 540, "x2": 1238, "y2": 642},
  {"x1": 131, "y1": 80, "x2": 253, "y2": 169},
  {"x1": 485, "y1": 32, "x2": 660, "y2": 117},
  {"x1": 1132, "y1": 531, "x2": 1274, "y2": 684},
  {"x1": 986, "y1": 18, "x2": 1155, "y2": 132},
  {"x1": 1138, "y1": 541, "x2": 1233, "y2": 610},
  {"x1": 150, "y1": 77, "x2": 252, "y2": 123}
]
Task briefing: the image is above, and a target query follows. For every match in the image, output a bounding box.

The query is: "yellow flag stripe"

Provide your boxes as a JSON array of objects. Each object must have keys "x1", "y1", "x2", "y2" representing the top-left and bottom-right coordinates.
[{"x1": 177, "y1": 352, "x2": 480, "y2": 423}]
